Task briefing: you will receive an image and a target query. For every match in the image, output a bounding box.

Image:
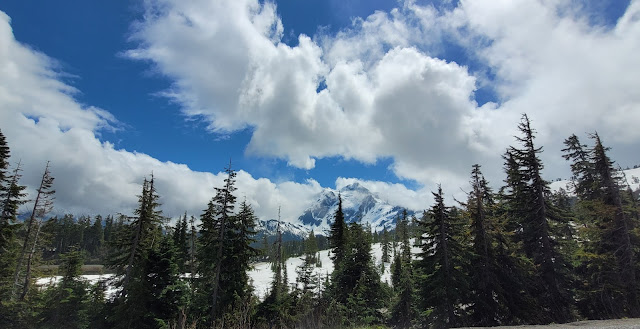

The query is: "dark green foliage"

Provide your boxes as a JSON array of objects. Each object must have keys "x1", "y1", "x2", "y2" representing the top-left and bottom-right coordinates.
[
  {"x1": 38, "y1": 249, "x2": 90, "y2": 329},
  {"x1": 329, "y1": 194, "x2": 347, "y2": 265},
  {"x1": 105, "y1": 175, "x2": 173, "y2": 328},
  {"x1": 381, "y1": 227, "x2": 391, "y2": 263},
  {"x1": 502, "y1": 115, "x2": 575, "y2": 323},
  {"x1": 194, "y1": 164, "x2": 257, "y2": 326},
  {"x1": 0, "y1": 162, "x2": 27, "y2": 299},
  {"x1": 565, "y1": 133, "x2": 640, "y2": 318},
  {"x1": 107, "y1": 175, "x2": 163, "y2": 292},
  {"x1": 172, "y1": 212, "x2": 189, "y2": 273},
  {"x1": 13, "y1": 161, "x2": 55, "y2": 301},
  {"x1": 415, "y1": 186, "x2": 469, "y2": 328}
]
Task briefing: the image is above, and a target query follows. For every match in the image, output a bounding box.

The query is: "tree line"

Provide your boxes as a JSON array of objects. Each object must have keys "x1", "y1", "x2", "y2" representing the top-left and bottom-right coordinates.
[{"x1": 0, "y1": 113, "x2": 639, "y2": 328}]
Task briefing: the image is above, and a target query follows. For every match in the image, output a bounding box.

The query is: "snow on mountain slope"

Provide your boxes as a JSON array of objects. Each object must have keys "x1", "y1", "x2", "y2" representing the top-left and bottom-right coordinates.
[
  {"x1": 296, "y1": 182, "x2": 415, "y2": 235},
  {"x1": 254, "y1": 218, "x2": 309, "y2": 241},
  {"x1": 550, "y1": 167, "x2": 640, "y2": 194}
]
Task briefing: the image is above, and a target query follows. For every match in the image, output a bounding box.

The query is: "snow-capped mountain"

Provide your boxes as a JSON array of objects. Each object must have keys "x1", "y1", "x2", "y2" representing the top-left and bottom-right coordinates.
[
  {"x1": 296, "y1": 182, "x2": 414, "y2": 235},
  {"x1": 255, "y1": 182, "x2": 415, "y2": 240},
  {"x1": 254, "y1": 219, "x2": 309, "y2": 241}
]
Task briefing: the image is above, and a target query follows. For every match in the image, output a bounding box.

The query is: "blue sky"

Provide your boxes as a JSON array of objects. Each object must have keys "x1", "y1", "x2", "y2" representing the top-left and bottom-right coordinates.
[
  {"x1": 0, "y1": 0, "x2": 638, "y2": 221},
  {"x1": 1, "y1": 0, "x2": 415, "y2": 187}
]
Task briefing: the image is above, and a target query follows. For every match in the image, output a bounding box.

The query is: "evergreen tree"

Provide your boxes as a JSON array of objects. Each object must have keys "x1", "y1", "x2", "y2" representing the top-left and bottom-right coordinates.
[
  {"x1": 503, "y1": 114, "x2": 574, "y2": 323},
  {"x1": 195, "y1": 162, "x2": 255, "y2": 325},
  {"x1": 389, "y1": 257, "x2": 415, "y2": 328},
  {"x1": 139, "y1": 236, "x2": 188, "y2": 328},
  {"x1": 171, "y1": 212, "x2": 189, "y2": 273},
  {"x1": 0, "y1": 129, "x2": 9, "y2": 188},
  {"x1": 106, "y1": 175, "x2": 166, "y2": 329},
  {"x1": 415, "y1": 186, "x2": 468, "y2": 328},
  {"x1": 38, "y1": 248, "x2": 90, "y2": 329},
  {"x1": 329, "y1": 194, "x2": 347, "y2": 265},
  {"x1": 398, "y1": 209, "x2": 411, "y2": 264},
  {"x1": 566, "y1": 133, "x2": 639, "y2": 318},
  {"x1": 257, "y1": 209, "x2": 292, "y2": 328},
  {"x1": 13, "y1": 161, "x2": 55, "y2": 300},
  {"x1": 381, "y1": 227, "x2": 391, "y2": 263},
  {"x1": 0, "y1": 160, "x2": 27, "y2": 299},
  {"x1": 108, "y1": 175, "x2": 163, "y2": 294},
  {"x1": 343, "y1": 222, "x2": 387, "y2": 326},
  {"x1": 86, "y1": 215, "x2": 104, "y2": 258},
  {"x1": 462, "y1": 164, "x2": 519, "y2": 326},
  {"x1": 591, "y1": 133, "x2": 639, "y2": 316}
]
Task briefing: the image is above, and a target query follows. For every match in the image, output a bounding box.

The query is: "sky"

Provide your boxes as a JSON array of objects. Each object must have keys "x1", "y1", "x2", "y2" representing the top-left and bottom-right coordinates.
[{"x1": 0, "y1": 0, "x2": 639, "y2": 223}]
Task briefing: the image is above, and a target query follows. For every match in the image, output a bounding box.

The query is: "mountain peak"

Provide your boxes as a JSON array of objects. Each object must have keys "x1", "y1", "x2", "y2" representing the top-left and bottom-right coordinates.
[{"x1": 339, "y1": 182, "x2": 369, "y2": 193}]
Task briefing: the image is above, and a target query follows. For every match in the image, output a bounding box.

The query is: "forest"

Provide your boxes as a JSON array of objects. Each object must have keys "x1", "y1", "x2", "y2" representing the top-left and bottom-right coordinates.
[{"x1": 0, "y1": 113, "x2": 639, "y2": 329}]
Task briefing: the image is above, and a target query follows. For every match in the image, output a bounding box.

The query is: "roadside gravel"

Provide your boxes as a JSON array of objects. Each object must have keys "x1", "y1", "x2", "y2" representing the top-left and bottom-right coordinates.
[{"x1": 457, "y1": 318, "x2": 640, "y2": 329}]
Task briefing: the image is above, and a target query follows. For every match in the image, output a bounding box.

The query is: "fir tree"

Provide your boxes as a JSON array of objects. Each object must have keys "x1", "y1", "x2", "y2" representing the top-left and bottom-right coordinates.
[
  {"x1": 108, "y1": 175, "x2": 163, "y2": 294},
  {"x1": 415, "y1": 186, "x2": 468, "y2": 328},
  {"x1": 0, "y1": 160, "x2": 27, "y2": 299},
  {"x1": 566, "y1": 133, "x2": 640, "y2": 318},
  {"x1": 462, "y1": 164, "x2": 513, "y2": 326},
  {"x1": 503, "y1": 114, "x2": 574, "y2": 323},
  {"x1": 591, "y1": 133, "x2": 639, "y2": 316},
  {"x1": 329, "y1": 194, "x2": 347, "y2": 265},
  {"x1": 381, "y1": 227, "x2": 391, "y2": 263},
  {"x1": 105, "y1": 174, "x2": 166, "y2": 329},
  {"x1": 38, "y1": 248, "x2": 90, "y2": 329},
  {"x1": 13, "y1": 161, "x2": 55, "y2": 300},
  {"x1": 172, "y1": 212, "x2": 189, "y2": 273},
  {"x1": 195, "y1": 162, "x2": 256, "y2": 325}
]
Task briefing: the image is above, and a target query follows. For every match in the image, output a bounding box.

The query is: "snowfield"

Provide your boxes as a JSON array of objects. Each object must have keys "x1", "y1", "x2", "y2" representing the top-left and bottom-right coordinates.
[{"x1": 37, "y1": 241, "x2": 420, "y2": 300}]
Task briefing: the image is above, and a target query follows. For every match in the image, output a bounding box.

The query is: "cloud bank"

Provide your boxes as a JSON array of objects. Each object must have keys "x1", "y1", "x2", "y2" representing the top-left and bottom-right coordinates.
[
  {"x1": 2, "y1": 0, "x2": 640, "y2": 222},
  {"x1": 127, "y1": 0, "x2": 640, "y2": 188}
]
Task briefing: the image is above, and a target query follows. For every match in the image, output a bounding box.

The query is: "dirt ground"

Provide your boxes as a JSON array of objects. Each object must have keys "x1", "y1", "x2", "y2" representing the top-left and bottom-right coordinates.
[{"x1": 457, "y1": 318, "x2": 640, "y2": 329}]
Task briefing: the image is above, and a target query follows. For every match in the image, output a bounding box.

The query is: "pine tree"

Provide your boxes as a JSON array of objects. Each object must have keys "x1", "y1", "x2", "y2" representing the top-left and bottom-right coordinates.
[
  {"x1": 381, "y1": 227, "x2": 391, "y2": 263},
  {"x1": 343, "y1": 222, "x2": 386, "y2": 326},
  {"x1": 462, "y1": 164, "x2": 513, "y2": 326},
  {"x1": 503, "y1": 114, "x2": 574, "y2": 323},
  {"x1": 105, "y1": 174, "x2": 167, "y2": 329},
  {"x1": 257, "y1": 208, "x2": 291, "y2": 328},
  {"x1": 108, "y1": 175, "x2": 163, "y2": 294},
  {"x1": 415, "y1": 186, "x2": 468, "y2": 328},
  {"x1": 139, "y1": 236, "x2": 188, "y2": 328},
  {"x1": 591, "y1": 133, "x2": 639, "y2": 316},
  {"x1": 13, "y1": 161, "x2": 55, "y2": 300},
  {"x1": 171, "y1": 212, "x2": 189, "y2": 273},
  {"x1": 38, "y1": 248, "x2": 90, "y2": 329},
  {"x1": 563, "y1": 134, "x2": 597, "y2": 200},
  {"x1": 566, "y1": 133, "x2": 640, "y2": 318},
  {"x1": 398, "y1": 209, "x2": 411, "y2": 264},
  {"x1": 195, "y1": 162, "x2": 257, "y2": 325},
  {"x1": 86, "y1": 215, "x2": 104, "y2": 258},
  {"x1": 329, "y1": 194, "x2": 347, "y2": 265},
  {"x1": 0, "y1": 160, "x2": 27, "y2": 298}
]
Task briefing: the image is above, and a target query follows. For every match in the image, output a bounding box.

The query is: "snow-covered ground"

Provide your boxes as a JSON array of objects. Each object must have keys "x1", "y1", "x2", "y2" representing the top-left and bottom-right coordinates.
[
  {"x1": 250, "y1": 240, "x2": 420, "y2": 299},
  {"x1": 38, "y1": 241, "x2": 420, "y2": 300}
]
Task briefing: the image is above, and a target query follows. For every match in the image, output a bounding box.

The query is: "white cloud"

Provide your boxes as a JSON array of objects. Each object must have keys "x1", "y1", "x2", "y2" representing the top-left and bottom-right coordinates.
[
  {"x1": 125, "y1": 0, "x2": 640, "y2": 191},
  {"x1": 128, "y1": 0, "x2": 488, "y2": 190},
  {"x1": 0, "y1": 11, "x2": 321, "y2": 223},
  {"x1": 3, "y1": 0, "x2": 640, "y2": 223}
]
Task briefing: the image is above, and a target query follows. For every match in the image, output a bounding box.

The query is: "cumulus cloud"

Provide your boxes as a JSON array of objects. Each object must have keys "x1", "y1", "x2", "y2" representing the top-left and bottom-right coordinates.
[
  {"x1": 126, "y1": 0, "x2": 640, "y2": 193},
  {"x1": 2, "y1": 0, "x2": 640, "y2": 222},
  {"x1": 0, "y1": 11, "x2": 321, "y2": 223},
  {"x1": 127, "y1": 0, "x2": 488, "y2": 188}
]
